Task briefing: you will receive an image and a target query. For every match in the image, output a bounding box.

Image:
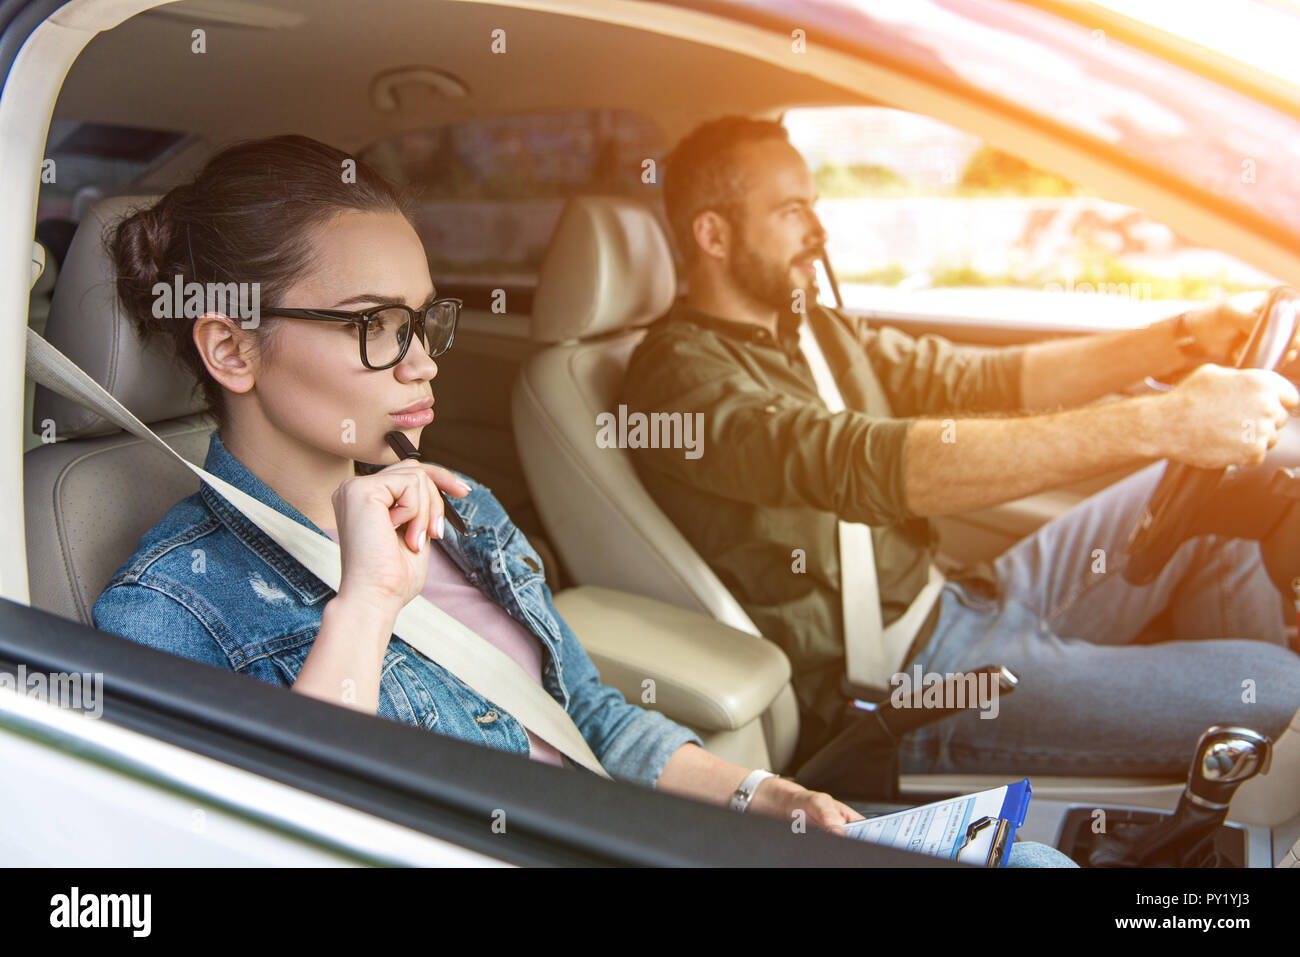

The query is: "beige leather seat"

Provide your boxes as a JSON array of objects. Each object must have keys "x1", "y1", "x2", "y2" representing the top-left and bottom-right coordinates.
[
  {"x1": 26, "y1": 194, "x2": 214, "y2": 626},
  {"x1": 512, "y1": 198, "x2": 765, "y2": 635},
  {"x1": 511, "y1": 196, "x2": 802, "y2": 771},
  {"x1": 511, "y1": 195, "x2": 1205, "y2": 804}
]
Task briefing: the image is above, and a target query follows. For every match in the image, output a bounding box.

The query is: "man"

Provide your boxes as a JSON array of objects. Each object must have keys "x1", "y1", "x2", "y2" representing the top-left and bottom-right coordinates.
[{"x1": 620, "y1": 116, "x2": 1300, "y2": 776}]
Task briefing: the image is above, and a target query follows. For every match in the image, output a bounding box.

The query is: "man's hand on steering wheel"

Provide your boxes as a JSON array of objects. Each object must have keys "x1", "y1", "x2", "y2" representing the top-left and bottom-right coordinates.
[
  {"x1": 1123, "y1": 286, "x2": 1300, "y2": 585},
  {"x1": 1182, "y1": 290, "x2": 1300, "y2": 375},
  {"x1": 1159, "y1": 365, "x2": 1297, "y2": 470}
]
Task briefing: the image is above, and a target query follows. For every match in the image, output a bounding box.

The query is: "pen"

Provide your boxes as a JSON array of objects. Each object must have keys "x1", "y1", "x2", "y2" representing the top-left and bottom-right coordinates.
[{"x1": 384, "y1": 429, "x2": 470, "y2": 537}]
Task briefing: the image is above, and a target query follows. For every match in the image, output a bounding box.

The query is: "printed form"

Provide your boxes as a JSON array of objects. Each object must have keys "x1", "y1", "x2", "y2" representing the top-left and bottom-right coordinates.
[{"x1": 840, "y1": 782, "x2": 1025, "y2": 865}]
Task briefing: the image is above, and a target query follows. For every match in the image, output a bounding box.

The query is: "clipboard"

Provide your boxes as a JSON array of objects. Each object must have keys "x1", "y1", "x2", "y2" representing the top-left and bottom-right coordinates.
[
  {"x1": 956, "y1": 779, "x2": 1032, "y2": 866},
  {"x1": 840, "y1": 778, "x2": 1033, "y2": 866}
]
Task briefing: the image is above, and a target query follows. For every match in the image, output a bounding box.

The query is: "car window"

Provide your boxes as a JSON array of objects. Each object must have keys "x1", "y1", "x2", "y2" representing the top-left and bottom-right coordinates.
[
  {"x1": 723, "y1": 0, "x2": 1300, "y2": 241},
  {"x1": 359, "y1": 110, "x2": 671, "y2": 314},
  {"x1": 785, "y1": 106, "x2": 1281, "y2": 331},
  {"x1": 35, "y1": 119, "x2": 191, "y2": 268}
]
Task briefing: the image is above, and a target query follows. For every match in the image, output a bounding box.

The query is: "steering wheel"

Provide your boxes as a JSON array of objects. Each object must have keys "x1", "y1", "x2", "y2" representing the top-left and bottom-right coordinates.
[{"x1": 1123, "y1": 286, "x2": 1300, "y2": 586}]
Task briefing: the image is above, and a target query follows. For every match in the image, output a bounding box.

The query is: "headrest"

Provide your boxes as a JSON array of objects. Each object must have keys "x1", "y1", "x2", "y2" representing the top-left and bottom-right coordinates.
[
  {"x1": 33, "y1": 195, "x2": 207, "y2": 440},
  {"x1": 530, "y1": 196, "x2": 677, "y2": 343}
]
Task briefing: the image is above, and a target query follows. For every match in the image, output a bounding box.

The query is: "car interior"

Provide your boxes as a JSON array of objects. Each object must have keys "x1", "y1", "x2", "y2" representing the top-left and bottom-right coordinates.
[{"x1": 9, "y1": 0, "x2": 1300, "y2": 866}]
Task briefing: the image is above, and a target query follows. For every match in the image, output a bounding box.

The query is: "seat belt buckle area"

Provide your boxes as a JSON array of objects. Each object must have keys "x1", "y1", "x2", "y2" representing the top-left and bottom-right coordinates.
[
  {"x1": 840, "y1": 675, "x2": 893, "y2": 704},
  {"x1": 796, "y1": 665, "x2": 1020, "y2": 802}
]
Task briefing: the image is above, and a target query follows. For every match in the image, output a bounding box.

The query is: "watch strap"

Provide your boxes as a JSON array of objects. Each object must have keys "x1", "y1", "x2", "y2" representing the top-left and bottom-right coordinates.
[{"x1": 730, "y1": 769, "x2": 777, "y2": 813}]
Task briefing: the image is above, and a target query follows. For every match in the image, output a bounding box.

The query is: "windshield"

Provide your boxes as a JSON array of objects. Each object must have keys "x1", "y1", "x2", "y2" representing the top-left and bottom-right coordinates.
[
  {"x1": 685, "y1": 0, "x2": 1300, "y2": 245},
  {"x1": 1093, "y1": 0, "x2": 1300, "y2": 87}
]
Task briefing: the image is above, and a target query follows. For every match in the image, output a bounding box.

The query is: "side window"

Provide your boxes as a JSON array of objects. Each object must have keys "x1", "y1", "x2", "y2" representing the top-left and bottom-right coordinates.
[
  {"x1": 784, "y1": 106, "x2": 1280, "y2": 332},
  {"x1": 36, "y1": 120, "x2": 191, "y2": 270},
  {"x1": 359, "y1": 111, "x2": 670, "y2": 320}
]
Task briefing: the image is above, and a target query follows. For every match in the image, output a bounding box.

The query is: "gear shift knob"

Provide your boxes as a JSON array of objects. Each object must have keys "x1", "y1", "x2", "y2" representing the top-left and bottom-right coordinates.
[
  {"x1": 1079, "y1": 724, "x2": 1272, "y2": 867},
  {"x1": 1187, "y1": 726, "x2": 1272, "y2": 808}
]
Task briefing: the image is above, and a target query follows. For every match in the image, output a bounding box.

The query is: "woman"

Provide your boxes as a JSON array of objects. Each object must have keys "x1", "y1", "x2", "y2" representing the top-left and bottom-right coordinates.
[{"x1": 91, "y1": 134, "x2": 1072, "y2": 866}]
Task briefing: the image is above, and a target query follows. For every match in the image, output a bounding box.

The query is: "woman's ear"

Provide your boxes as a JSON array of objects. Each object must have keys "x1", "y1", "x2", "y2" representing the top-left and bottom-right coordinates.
[{"x1": 192, "y1": 313, "x2": 258, "y2": 396}]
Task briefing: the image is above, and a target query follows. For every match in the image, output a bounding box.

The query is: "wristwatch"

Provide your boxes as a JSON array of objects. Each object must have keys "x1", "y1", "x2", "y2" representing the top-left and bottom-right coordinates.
[
  {"x1": 730, "y1": 769, "x2": 778, "y2": 813},
  {"x1": 1173, "y1": 311, "x2": 1211, "y2": 361}
]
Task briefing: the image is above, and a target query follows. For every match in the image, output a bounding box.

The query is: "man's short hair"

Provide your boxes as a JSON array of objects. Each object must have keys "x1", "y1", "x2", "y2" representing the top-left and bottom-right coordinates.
[{"x1": 663, "y1": 116, "x2": 791, "y2": 266}]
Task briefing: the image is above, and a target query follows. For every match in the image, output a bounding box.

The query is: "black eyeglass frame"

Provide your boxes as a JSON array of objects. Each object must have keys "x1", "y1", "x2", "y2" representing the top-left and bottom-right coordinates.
[{"x1": 258, "y1": 297, "x2": 462, "y2": 370}]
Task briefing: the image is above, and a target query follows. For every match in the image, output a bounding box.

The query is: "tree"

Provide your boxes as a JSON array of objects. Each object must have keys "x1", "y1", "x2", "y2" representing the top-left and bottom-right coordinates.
[{"x1": 958, "y1": 146, "x2": 1076, "y2": 196}]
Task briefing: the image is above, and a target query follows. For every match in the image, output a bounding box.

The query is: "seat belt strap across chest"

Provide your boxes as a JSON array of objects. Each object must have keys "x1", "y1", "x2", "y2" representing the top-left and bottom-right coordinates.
[
  {"x1": 795, "y1": 315, "x2": 945, "y2": 691},
  {"x1": 26, "y1": 328, "x2": 611, "y2": 778}
]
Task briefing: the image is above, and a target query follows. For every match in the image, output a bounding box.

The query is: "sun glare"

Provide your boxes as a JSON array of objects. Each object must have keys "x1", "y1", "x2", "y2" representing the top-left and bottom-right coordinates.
[{"x1": 1091, "y1": 0, "x2": 1300, "y2": 87}]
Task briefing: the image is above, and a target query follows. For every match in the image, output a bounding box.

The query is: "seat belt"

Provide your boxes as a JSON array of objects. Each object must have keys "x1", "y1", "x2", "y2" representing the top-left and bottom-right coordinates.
[
  {"x1": 25, "y1": 328, "x2": 611, "y2": 779},
  {"x1": 795, "y1": 315, "x2": 946, "y2": 691}
]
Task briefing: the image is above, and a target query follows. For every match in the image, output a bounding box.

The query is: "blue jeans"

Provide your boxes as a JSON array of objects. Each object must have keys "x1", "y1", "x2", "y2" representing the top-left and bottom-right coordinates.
[
  {"x1": 898, "y1": 461, "x2": 1300, "y2": 777},
  {"x1": 1006, "y1": 840, "x2": 1077, "y2": 868}
]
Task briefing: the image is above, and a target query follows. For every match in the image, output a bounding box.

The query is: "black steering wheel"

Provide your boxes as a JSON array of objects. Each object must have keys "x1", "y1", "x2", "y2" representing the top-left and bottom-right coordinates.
[{"x1": 1123, "y1": 286, "x2": 1300, "y2": 586}]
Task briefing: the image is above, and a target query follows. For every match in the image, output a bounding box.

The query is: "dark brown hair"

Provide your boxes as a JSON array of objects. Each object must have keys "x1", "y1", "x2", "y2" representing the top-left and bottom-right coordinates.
[
  {"x1": 662, "y1": 116, "x2": 791, "y2": 267},
  {"x1": 108, "y1": 134, "x2": 416, "y2": 428}
]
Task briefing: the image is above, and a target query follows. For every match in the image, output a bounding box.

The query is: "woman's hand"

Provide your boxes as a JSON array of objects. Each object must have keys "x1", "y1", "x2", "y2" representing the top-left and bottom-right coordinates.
[
  {"x1": 330, "y1": 461, "x2": 471, "y2": 616},
  {"x1": 748, "y1": 776, "x2": 866, "y2": 833},
  {"x1": 656, "y1": 745, "x2": 866, "y2": 835}
]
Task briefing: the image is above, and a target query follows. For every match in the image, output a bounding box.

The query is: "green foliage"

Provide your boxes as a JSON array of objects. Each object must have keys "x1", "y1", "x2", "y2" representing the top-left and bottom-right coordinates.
[
  {"x1": 1062, "y1": 255, "x2": 1257, "y2": 299},
  {"x1": 814, "y1": 163, "x2": 908, "y2": 197},
  {"x1": 957, "y1": 146, "x2": 1078, "y2": 197},
  {"x1": 812, "y1": 147, "x2": 1081, "y2": 197},
  {"x1": 928, "y1": 265, "x2": 992, "y2": 287},
  {"x1": 839, "y1": 255, "x2": 1263, "y2": 300},
  {"x1": 842, "y1": 264, "x2": 909, "y2": 285}
]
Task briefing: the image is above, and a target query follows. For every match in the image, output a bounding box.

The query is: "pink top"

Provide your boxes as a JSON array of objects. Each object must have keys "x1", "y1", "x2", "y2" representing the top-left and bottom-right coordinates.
[{"x1": 322, "y1": 528, "x2": 567, "y2": 768}]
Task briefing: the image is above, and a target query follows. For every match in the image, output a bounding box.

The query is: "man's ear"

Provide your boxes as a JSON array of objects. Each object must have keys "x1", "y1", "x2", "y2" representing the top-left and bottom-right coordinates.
[
  {"x1": 692, "y1": 210, "x2": 730, "y2": 262},
  {"x1": 192, "y1": 312, "x2": 257, "y2": 396}
]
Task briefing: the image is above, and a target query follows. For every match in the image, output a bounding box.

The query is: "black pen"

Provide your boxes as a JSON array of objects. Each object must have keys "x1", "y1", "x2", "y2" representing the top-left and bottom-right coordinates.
[{"x1": 384, "y1": 429, "x2": 469, "y2": 537}]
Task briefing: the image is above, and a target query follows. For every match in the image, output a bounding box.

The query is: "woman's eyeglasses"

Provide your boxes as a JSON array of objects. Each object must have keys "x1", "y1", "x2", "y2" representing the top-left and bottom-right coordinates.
[{"x1": 259, "y1": 297, "x2": 461, "y2": 370}]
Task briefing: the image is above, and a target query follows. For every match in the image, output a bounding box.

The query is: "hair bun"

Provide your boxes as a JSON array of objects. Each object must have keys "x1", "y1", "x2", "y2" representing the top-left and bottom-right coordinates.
[
  {"x1": 125, "y1": 199, "x2": 171, "y2": 271},
  {"x1": 108, "y1": 201, "x2": 177, "y2": 344}
]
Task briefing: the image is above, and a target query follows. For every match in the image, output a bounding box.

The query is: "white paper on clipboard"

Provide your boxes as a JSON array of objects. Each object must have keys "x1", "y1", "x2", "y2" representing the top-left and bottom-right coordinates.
[{"x1": 839, "y1": 783, "x2": 1021, "y2": 866}]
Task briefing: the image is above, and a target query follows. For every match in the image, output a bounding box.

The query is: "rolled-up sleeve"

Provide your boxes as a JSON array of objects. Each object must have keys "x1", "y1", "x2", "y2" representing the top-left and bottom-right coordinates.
[
  {"x1": 622, "y1": 331, "x2": 918, "y2": 527},
  {"x1": 857, "y1": 321, "x2": 1023, "y2": 417}
]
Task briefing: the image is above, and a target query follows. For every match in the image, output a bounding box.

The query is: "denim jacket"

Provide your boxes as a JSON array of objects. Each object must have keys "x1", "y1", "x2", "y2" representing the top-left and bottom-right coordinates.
[{"x1": 93, "y1": 431, "x2": 702, "y2": 788}]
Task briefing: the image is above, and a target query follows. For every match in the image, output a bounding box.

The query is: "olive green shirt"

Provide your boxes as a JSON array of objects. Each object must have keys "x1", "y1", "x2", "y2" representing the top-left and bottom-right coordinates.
[{"x1": 620, "y1": 300, "x2": 1025, "y2": 762}]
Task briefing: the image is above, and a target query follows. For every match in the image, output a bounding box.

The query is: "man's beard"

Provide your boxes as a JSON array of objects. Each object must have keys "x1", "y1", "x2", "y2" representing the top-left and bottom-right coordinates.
[{"x1": 727, "y1": 231, "x2": 819, "y2": 317}]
